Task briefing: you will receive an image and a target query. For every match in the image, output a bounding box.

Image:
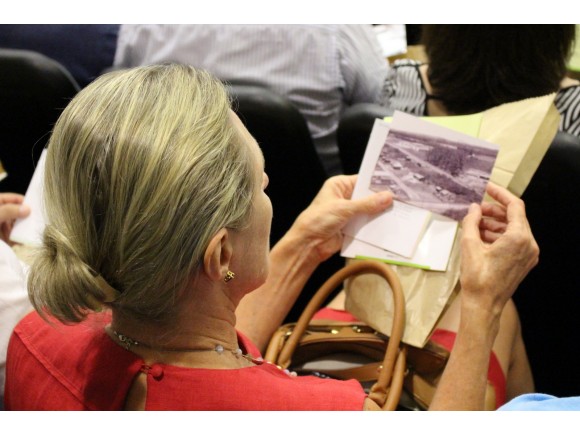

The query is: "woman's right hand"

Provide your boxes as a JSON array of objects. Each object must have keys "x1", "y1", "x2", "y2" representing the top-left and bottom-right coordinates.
[{"x1": 0, "y1": 193, "x2": 30, "y2": 244}]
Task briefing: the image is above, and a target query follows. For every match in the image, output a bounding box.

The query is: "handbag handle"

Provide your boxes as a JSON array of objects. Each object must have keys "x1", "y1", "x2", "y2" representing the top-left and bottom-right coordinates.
[{"x1": 274, "y1": 259, "x2": 406, "y2": 411}]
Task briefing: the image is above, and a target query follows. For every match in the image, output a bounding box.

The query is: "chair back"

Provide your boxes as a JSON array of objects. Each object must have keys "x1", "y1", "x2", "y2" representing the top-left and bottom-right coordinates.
[
  {"x1": 228, "y1": 83, "x2": 325, "y2": 244},
  {"x1": 515, "y1": 130, "x2": 580, "y2": 397},
  {"x1": 227, "y1": 83, "x2": 344, "y2": 322},
  {"x1": 337, "y1": 103, "x2": 391, "y2": 174},
  {"x1": 0, "y1": 48, "x2": 80, "y2": 194}
]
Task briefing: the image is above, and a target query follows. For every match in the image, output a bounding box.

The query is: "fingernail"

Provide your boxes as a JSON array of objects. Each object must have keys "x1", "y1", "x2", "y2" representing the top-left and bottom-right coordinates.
[
  {"x1": 377, "y1": 192, "x2": 392, "y2": 206},
  {"x1": 468, "y1": 203, "x2": 478, "y2": 213}
]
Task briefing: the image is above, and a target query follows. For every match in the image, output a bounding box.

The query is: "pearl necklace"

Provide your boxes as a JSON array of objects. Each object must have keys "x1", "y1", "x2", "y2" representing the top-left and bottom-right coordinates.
[
  {"x1": 112, "y1": 329, "x2": 260, "y2": 363},
  {"x1": 110, "y1": 328, "x2": 297, "y2": 377}
]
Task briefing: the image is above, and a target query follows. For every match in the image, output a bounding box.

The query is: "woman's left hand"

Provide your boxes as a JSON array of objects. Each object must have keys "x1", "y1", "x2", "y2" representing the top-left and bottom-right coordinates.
[{"x1": 290, "y1": 175, "x2": 393, "y2": 263}]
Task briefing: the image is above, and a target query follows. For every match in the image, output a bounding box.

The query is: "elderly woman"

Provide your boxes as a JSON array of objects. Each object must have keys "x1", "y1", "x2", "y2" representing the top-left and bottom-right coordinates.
[{"x1": 4, "y1": 65, "x2": 538, "y2": 410}]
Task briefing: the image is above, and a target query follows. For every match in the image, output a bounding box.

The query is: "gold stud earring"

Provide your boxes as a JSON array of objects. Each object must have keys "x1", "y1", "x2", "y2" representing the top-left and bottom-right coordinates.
[{"x1": 224, "y1": 271, "x2": 235, "y2": 283}]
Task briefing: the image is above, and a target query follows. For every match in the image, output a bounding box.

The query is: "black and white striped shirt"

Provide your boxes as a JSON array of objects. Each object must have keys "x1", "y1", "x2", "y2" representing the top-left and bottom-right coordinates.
[
  {"x1": 382, "y1": 59, "x2": 580, "y2": 137},
  {"x1": 555, "y1": 85, "x2": 580, "y2": 136}
]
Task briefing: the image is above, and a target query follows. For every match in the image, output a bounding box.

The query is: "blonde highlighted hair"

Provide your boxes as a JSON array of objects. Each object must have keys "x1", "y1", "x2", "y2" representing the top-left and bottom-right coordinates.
[{"x1": 28, "y1": 64, "x2": 256, "y2": 323}]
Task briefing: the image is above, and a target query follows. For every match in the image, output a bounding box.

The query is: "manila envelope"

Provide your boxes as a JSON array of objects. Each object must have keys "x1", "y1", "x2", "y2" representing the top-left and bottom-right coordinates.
[{"x1": 345, "y1": 94, "x2": 559, "y2": 347}]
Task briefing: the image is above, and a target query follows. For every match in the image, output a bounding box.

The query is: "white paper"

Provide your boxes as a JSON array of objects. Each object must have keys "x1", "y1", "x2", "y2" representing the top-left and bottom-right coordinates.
[
  {"x1": 342, "y1": 119, "x2": 431, "y2": 258},
  {"x1": 341, "y1": 115, "x2": 467, "y2": 271},
  {"x1": 373, "y1": 24, "x2": 407, "y2": 58},
  {"x1": 10, "y1": 149, "x2": 48, "y2": 246},
  {"x1": 344, "y1": 200, "x2": 431, "y2": 258},
  {"x1": 341, "y1": 213, "x2": 458, "y2": 272}
]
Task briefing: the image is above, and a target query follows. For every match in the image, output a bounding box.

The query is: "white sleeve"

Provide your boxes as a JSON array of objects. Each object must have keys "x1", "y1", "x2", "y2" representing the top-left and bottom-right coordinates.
[{"x1": 337, "y1": 24, "x2": 391, "y2": 105}]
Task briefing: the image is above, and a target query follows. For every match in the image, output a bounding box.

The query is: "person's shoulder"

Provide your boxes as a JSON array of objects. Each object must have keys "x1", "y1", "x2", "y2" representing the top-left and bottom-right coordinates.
[
  {"x1": 557, "y1": 83, "x2": 580, "y2": 100},
  {"x1": 386, "y1": 59, "x2": 424, "y2": 89},
  {"x1": 392, "y1": 59, "x2": 424, "y2": 69},
  {"x1": 499, "y1": 393, "x2": 580, "y2": 411},
  {"x1": 386, "y1": 59, "x2": 424, "y2": 84},
  {"x1": 555, "y1": 84, "x2": 580, "y2": 135},
  {"x1": 332, "y1": 24, "x2": 378, "y2": 40}
]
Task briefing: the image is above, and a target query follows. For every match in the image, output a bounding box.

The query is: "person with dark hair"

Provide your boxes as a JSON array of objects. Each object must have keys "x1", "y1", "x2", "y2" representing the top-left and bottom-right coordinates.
[{"x1": 381, "y1": 25, "x2": 580, "y2": 136}]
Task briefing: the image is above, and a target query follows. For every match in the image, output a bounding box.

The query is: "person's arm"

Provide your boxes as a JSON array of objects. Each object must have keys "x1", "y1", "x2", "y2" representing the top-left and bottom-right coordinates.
[
  {"x1": 0, "y1": 194, "x2": 33, "y2": 397},
  {"x1": 235, "y1": 175, "x2": 393, "y2": 352},
  {"x1": 0, "y1": 193, "x2": 30, "y2": 245},
  {"x1": 429, "y1": 184, "x2": 539, "y2": 410},
  {"x1": 338, "y1": 25, "x2": 391, "y2": 105}
]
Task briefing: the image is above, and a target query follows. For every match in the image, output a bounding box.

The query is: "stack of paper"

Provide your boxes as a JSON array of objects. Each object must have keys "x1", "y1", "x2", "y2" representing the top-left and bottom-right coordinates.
[{"x1": 342, "y1": 112, "x2": 499, "y2": 272}]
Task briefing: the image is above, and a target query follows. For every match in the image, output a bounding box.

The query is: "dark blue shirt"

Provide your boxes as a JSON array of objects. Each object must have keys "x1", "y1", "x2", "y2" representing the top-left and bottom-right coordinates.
[{"x1": 0, "y1": 24, "x2": 119, "y2": 88}]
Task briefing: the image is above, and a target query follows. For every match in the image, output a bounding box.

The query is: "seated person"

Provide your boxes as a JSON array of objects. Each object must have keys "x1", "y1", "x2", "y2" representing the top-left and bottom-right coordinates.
[
  {"x1": 4, "y1": 64, "x2": 539, "y2": 410},
  {"x1": 381, "y1": 25, "x2": 580, "y2": 136},
  {"x1": 500, "y1": 393, "x2": 580, "y2": 410},
  {"x1": 113, "y1": 24, "x2": 391, "y2": 176},
  {"x1": 0, "y1": 193, "x2": 32, "y2": 409}
]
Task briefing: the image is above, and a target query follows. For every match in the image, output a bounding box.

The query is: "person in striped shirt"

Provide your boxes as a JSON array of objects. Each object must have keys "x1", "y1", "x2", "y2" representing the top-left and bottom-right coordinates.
[{"x1": 381, "y1": 25, "x2": 580, "y2": 137}]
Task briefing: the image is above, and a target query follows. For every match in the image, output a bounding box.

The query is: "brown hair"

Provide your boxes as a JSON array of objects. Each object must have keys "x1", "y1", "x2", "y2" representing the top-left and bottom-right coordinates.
[{"x1": 422, "y1": 25, "x2": 577, "y2": 114}]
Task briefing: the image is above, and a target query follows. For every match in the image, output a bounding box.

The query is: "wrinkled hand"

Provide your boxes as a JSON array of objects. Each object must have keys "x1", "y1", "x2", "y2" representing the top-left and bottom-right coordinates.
[
  {"x1": 459, "y1": 183, "x2": 539, "y2": 316},
  {"x1": 290, "y1": 175, "x2": 393, "y2": 263},
  {"x1": 0, "y1": 193, "x2": 31, "y2": 244}
]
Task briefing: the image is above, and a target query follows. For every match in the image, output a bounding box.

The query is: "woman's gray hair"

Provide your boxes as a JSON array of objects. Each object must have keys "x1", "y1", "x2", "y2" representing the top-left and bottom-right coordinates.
[{"x1": 28, "y1": 64, "x2": 256, "y2": 324}]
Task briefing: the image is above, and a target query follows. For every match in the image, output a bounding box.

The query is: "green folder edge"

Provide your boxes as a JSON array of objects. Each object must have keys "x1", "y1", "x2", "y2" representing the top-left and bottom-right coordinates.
[
  {"x1": 567, "y1": 25, "x2": 580, "y2": 73},
  {"x1": 355, "y1": 254, "x2": 432, "y2": 270},
  {"x1": 384, "y1": 113, "x2": 483, "y2": 137}
]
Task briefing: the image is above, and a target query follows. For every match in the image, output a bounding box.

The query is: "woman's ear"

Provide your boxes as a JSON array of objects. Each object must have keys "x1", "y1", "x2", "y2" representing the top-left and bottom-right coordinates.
[{"x1": 203, "y1": 228, "x2": 233, "y2": 282}]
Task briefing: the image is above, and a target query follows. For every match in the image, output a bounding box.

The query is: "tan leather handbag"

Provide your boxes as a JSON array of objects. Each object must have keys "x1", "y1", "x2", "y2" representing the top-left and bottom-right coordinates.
[
  {"x1": 265, "y1": 260, "x2": 407, "y2": 410},
  {"x1": 265, "y1": 259, "x2": 497, "y2": 410}
]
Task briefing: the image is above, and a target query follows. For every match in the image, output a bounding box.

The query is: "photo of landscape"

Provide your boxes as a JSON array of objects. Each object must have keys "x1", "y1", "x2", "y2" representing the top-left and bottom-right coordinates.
[{"x1": 369, "y1": 128, "x2": 498, "y2": 221}]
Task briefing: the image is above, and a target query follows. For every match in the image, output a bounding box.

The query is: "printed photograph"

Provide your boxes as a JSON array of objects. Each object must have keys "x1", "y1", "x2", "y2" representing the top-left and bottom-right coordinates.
[{"x1": 369, "y1": 129, "x2": 498, "y2": 221}]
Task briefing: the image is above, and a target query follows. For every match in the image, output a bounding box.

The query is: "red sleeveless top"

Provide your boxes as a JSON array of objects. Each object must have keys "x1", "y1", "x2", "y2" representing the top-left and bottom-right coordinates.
[{"x1": 5, "y1": 311, "x2": 365, "y2": 410}]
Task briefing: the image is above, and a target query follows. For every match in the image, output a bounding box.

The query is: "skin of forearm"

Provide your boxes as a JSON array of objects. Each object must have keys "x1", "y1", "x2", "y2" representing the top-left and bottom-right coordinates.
[
  {"x1": 429, "y1": 308, "x2": 500, "y2": 410},
  {"x1": 235, "y1": 231, "x2": 321, "y2": 352}
]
